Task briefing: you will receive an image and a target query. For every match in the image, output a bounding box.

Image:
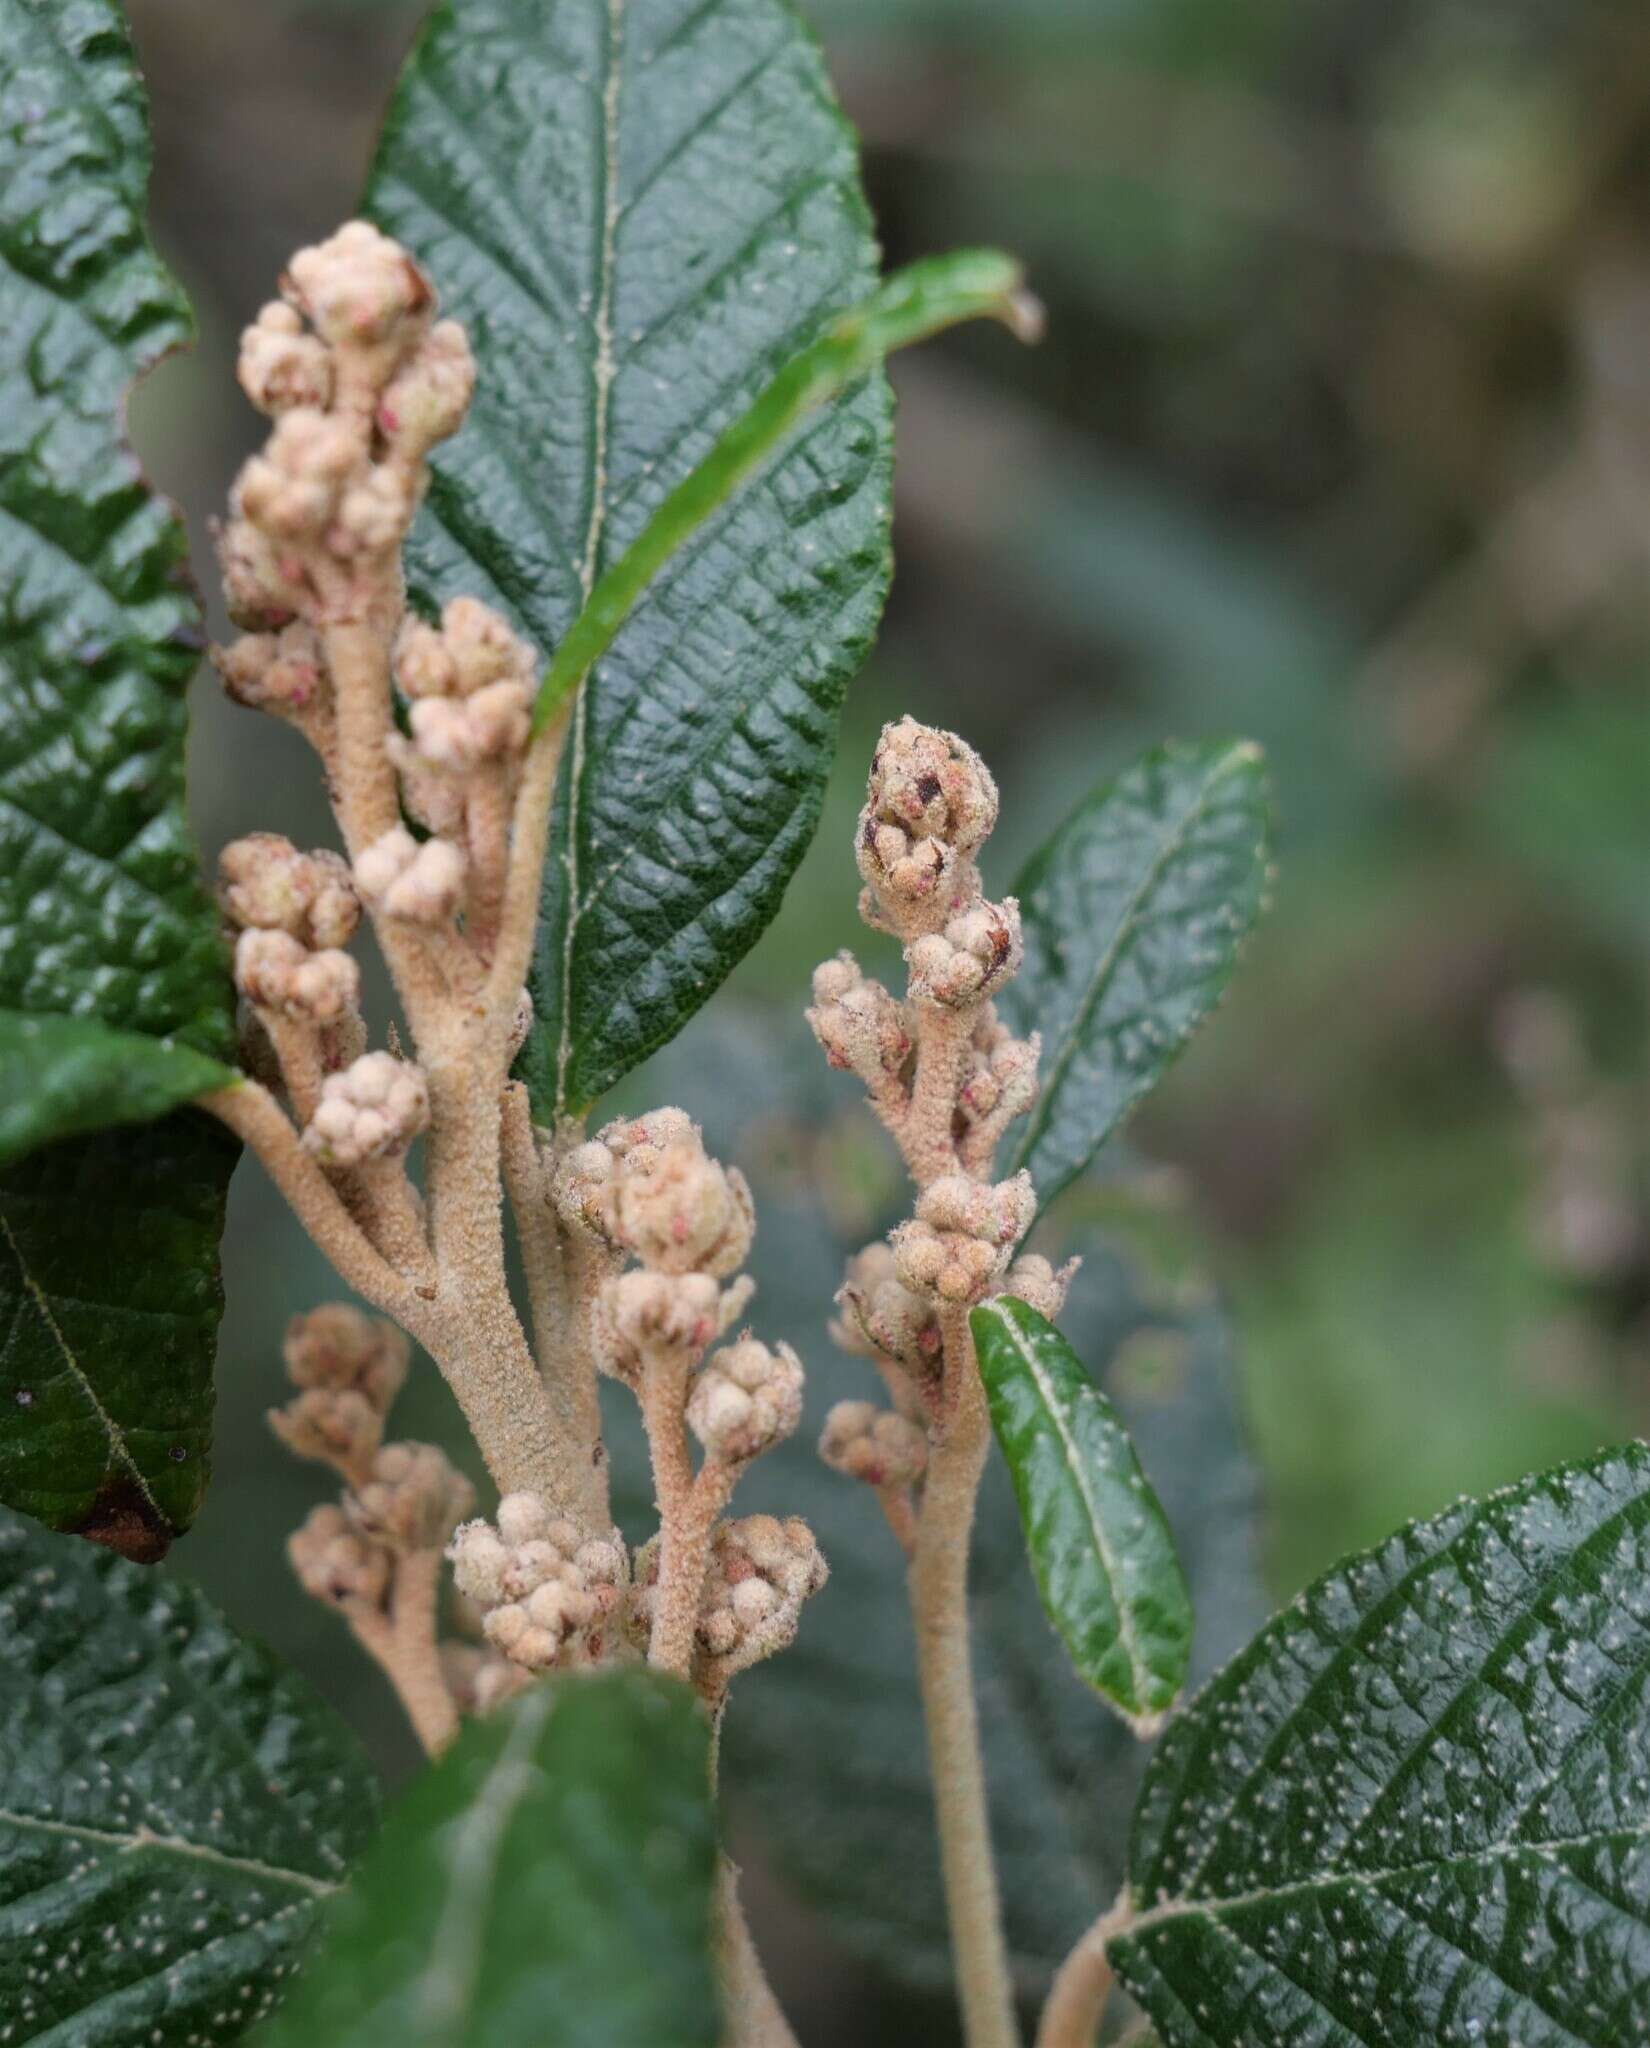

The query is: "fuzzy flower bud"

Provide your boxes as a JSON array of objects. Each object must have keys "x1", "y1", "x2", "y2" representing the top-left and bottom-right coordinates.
[
  {"x1": 268, "y1": 1387, "x2": 383, "y2": 1475},
  {"x1": 688, "y1": 1516, "x2": 828, "y2": 1672},
  {"x1": 283, "y1": 1303, "x2": 409, "y2": 1411},
  {"x1": 288, "y1": 1502, "x2": 391, "y2": 1608},
  {"x1": 395, "y1": 617, "x2": 458, "y2": 700},
  {"x1": 234, "y1": 928, "x2": 361, "y2": 1026},
  {"x1": 449, "y1": 1498, "x2": 627, "y2": 1671},
  {"x1": 284, "y1": 220, "x2": 432, "y2": 351},
  {"x1": 212, "y1": 623, "x2": 326, "y2": 716},
  {"x1": 236, "y1": 408, "x2": 361, "y2": 541},
  {"x1": 687, "y1": 1338, "x2": 804, "y2": 1463},
  {"x1": 377, "y1": 320, "x2": 476, "y2": 456},
  {"x1": 906, "y1": 898, "x2": 1022, "y2": 1008},
  {"x1": 806, "y1": 952, "x2": 911, "y2": 1083},
  {"x1": 894, "y1": 1172, "x2": 1036, "y2": 1303},
  {"x1": 442, "y1": 596, "x2": 536, "y2": 696},
  {"x1": 303, "y1": 1051, "x2": 429, "y2": 1167},
  {"x1": 856, "y1": 717, "x2": 998, "y2": 920},
  {"x1": 354, "y1": 826, "x2": 467, "y2": 924},
  {"x1": 819, "y1": 1400, "x2": 929, "y2": 1487},
  {"x1": 399, "y1": 684, "x2": 531, "y2": 773},
  {"x1": 215, "y1": 517, "x2": 304, "y2": 631},
  {"x1": 238, "y1": 300, "x2": 333, "y2": 415},
  {"x1": 329, "y1": 466, "x2": 417, "y2": 558},
  {"x1": 218, "y1": 837, "x2": 361, "y2": 951},
  {"x1": 346, "y1": 1441, "x2": 473, "y2": 1553},
  {"x1": 1003, "y1": 1252, "x2": 1082, "y2": 1323},
  {"x1": 598, "y1": 1271, "x2": 752, "y2": 1381},
  {"x1": 612, "y1": 1141, "x2": 754, "y2": 1278},
  {"x1": 957, "y1": 1029, "x2": 1040, "y2": 1138}
]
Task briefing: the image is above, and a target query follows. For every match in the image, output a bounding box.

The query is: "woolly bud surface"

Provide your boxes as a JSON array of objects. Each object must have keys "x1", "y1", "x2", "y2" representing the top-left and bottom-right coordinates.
[
  {"x1": 303, "y1": 1051, "x2": 429, "y2": 1167},
  {"x1": 347, "y1": 1441, "x2": 473, "y2": 1553},
  {"x1": 613, "y1": 1141, "x2": 754, "y2": 1277},
  {"x1": 354, "y1": 827, "x2": 466, "y2": 924},
  {"x1": 687, "y1": 1338, "x2": 804, "y2": 1462},
  {"x1": 819, "y1": 1400, "x2": 928, "y2": 1487},
  {"x1": 283, "y1": 1304, "x2": 408, "y2": 1410},
  {"x1": 284, "y1": 219, "x2": 432, "y2": 350},
  {"x1": 289, "y1": 1503, "x2": 390, "y2": 1609}
]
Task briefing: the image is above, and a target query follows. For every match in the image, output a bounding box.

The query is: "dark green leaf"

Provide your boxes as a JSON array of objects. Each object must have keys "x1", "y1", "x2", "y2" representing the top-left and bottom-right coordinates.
[
  {"x1": 0, "y1": 1503, "x2": 378, "y2": 2047},
  {"x1": 1003, "y1": 739, "x2": 1270, "y2": 1212},
  {"x1": 0, "y1": 1111, "x2": 238, "y2": 1556},
  {"x1": 365, "y1": 0, "x2": 894, "y2": 1117},
  {"x1": 1111, "y1": 1442, "x2": 1650, "y2": 2047},
  {"x1": 0, "y1": 0, "x2": 240, "y2": 1551},
  {"x1": 617, "y1": 1014, "x2": 1266, "y2": 1996},
  {"x1": 0, "y1": 1010, "x2": 237, "y2": 1169},
  {"x1": 0, "y1": 0, "x2": 232, "y2": 1065},
  {"x1": 258, "y1": 1670, "x2": 719, "y2": 2048},
  {"x1": 973, "y1": 1294, "x2": 1192, "y2": 1734}
]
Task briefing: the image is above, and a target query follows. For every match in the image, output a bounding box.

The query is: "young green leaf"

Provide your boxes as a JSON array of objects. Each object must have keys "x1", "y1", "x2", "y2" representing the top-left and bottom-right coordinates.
[
  {"x1": 1110, "y1": 1441, "x2": 1650, "y2": 2047},
  {"x1": 256, "y1": 1670, "x2": 719, "y2": 2048},
  {"x1": 0, "y1": 0, "x2": 240, "y2": 1553},
  {"x1": 0, "y1": 1504, "x2": 379, "y2": 2047},
  {"x1": 1003, "y1": 740, "x2": 1270, "y2": 1213},
  {"x1": 0, "y1": 1011, "x2": 237, "y2": 1169},
  {"x1": 0, "y1": 1113, "x2": 238, "y2": 1556},
  {"x1": 365, "y1": 0, "x2": 895, "y2": 1119},
  {"x1": 972, "y1": 1295, "x2": 1192, "y2": 1735}
]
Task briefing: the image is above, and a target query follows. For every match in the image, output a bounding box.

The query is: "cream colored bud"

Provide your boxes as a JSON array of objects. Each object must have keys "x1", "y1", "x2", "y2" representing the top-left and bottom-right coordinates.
[
  {"x1": 355, "y1": 827, "x2": 467, "y2": 924},
  {"x1": 377, "y1": 319, "x2": 476, "y2": 454},
  {"x1": 284, "y1": 219, "x2": 432, "y2": 350},
  {"x1": 687, "y1": 1338, "x2": 804, "y2": 1462},
  {"x1": 496, "y1": 1491, "x2": 552, "y2": 1547},
  {"x1": 305, "y1": 850, "x2": 362, "y2": 949},
  {"x1": 303, "y1": 1050, "x2": 429, "y2": 1167},
  {"x1": 284, "y1": 1303, "x2": 408, "y2": 1410},
  {"x1": 442, "y1": 596, "x2": 536, "y2": 695},
  {"x1": 346, "y1": 1440, "x2": 473, "y2": 1552},
  {"x1": 551, "y1": 1139, "x2": 620, "y2": 1241},
  {"x1": 694, "y1": 1515, "x2": 828, "y2": 1674},
  {"x1": 396, "y1": 616, "x2": 459, "y2": 699},
  {"x1": 600, "y1": 1270, "x2": 723, "y2": 1374},
  {"x1": 288, "y1": 1502, "x2": 391, "y2": 1608},
  {"x1": 906, "y1": 898, "x2": 1022, "y2": 1008},
  {"x1": 330, "y1": 467, "x2": 415, "y2": 557},
  {"x1": 612, "y1": 1141, "x2": 754, "y2": 1277},
  {"x1": 286, "y1": 948, "x2": 362, "y2": 1025},
  {"x1": 213, "y1": 623, "x2": 326, "y2": 716},
  {"x1": 216, "y1": 517, "x2": 304, "y2": 632},
  {"x1": 806, "y1": 953, "x2": 910, "y2": 1082},
  {"x1": 819, "y1": 1401, "x2": 928, "y2": 1487},
  {"x1": 217, "y1": 834, "x2": 313, "y2": 935},
  {"x1": 465, "y1": 678, "x2": 531, "y2": 756},
  {"x1": 268, "y1": 1386, "x2": 383, "y2": 1473},
  {"x1": 233, "y1": 927, "x2": 305, "y2": 1010},
  {"x1": 1003, "y1": 1252, "x2": 1081, "y2": 1323},
  {"x1": 238, "y1": 302, "x2": 334, "y2": 414}
]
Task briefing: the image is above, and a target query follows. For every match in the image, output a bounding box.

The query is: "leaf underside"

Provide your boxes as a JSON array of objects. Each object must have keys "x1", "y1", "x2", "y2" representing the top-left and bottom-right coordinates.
[
  {"x1": 365, "y1": 0, "x2": 893, "y2": 1121},
  {"x1": 617, "y1": 1016, "x2": 1267, "y2": 1995},
  {"x1": 0, "y1": 1505, "x2": 378, "y2": 2048},
  {"x1": 255, "y1": 1670, "x2": 719, "y2": 2048},
  {"x1": 1003, "y1": 739, "x2": 1270, "y2": 1214},
  {"x1": 1113, "y1": 1441, "x2": 1650, "y2": 2047},
  {"x1": 973, "y1": 1293, "x2": 1192, "y2": 1732},
  {"x1": 0, "y1": 0, "x2": 239, "y2": 1550}
]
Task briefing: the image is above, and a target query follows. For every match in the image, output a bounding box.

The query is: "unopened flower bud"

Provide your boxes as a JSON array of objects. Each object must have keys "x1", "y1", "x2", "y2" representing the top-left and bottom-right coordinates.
[
  {"x1": 693, "y1": 1515, "x2": 827, "y2": 1676},
  {"x1": 1003, "y1": 1252, "x2": 1081, "y2": 1322},
  {"x1": 330, "y1": 466, "x2": 416, "y2": 557},
  {"x1": 687, "y1": 1338, "x2": 804, "y2": 1462},
  {"x1": 218, "y1": 834, "x2": 314, "y2": 935},
  {"x1": 856, "y1": 718, "x2": 998, "y2": 923},
  {"x1": 443, "y1": 596, "x2": 536, "y2": 696},
  {"x1": 268, "y1": 1386, "x2": 383, "y2": 1474},
  {"x1": 599, "y1": 1271, "x2": 725, "y2": 1376},
  {"x1": 894, "y1": 1172, "x2": 1035, "y2": 1302},
  {"x1": 377, "y1": 320, "x2": 475, "y2": 455},
  {"x1": 612, "y1": 1141, "x2": 754, "y2": 1277},
  {"x1": 284, "y1": 220, "x2": 432, "y2": 351},
  {"x1": 283, "y1": 1303, "x2": 409, "y2": 1410},
  {"x1": 286, "y1": 948, "x2": 363, "y2": 1025},
  {"x1": 216, "y1": 517, "x2": 304, "y2": 631},
  {"x1": 347, "y1": 1441, "x2": 473, "y2": 1552},
  {"x1": 289, "y1": 1502, "x2": 391, "y2": 1608},
  {"x1": 238, "y1": 300, "x2": 333, "y2": 415},
  {"x1": 449, "y1": 1502, "x2": 626, "y2": 1672},
  {"x1": 396, "y1": 616, "x2": 458, "y2": 699},
  {"x1": 354, "y1": 826, "x2": 467, "y2": 924},
  {"x1": 303, "y1": 1050, "x2": 429, "y2": 1167},
  {"x1": 806, "y1": 952, "x2": 911, "y2": 1082},
  {"x1": 305, "y1": 850, "x2": 362, "y2": 949},
  {"x1": 213, "y1": 622, "x2": 326, "y2": 716},
  {"x1": 819, "y1": 1400, "x2": 928, "y2": 1487},
  {"x1": 906, "y1": 898, "x2": 1022, "y2": 1008}
]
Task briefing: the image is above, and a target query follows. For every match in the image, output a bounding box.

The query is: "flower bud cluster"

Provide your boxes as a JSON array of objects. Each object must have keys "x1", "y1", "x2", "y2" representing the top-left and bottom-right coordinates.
[
  {"x1": 289, "y1": 1502, "x2": 392, "y2": 1609},
  {"x1": 215, "y1": 221, "x2": 471, "y2": 641},
  {"x1": 354, "y1": 826, "x2": 467, "y2": 926},
  {"x1": 855, "y1": 716, "x2": 998, "y2": 936},
  {"x1": 598, "y1": 1269, "x2": 753, "y2": 1380},
  {"x1": 629, "y1": 1514, "x2": 827, "y2": 1679},
  {"x1": 448, "y1": 1492, "x2": 627, "y2": 1672},
  {"x1": 906, "y1": 898, "x2": 1022, "y2": 1008},
  {"x1": 302, "y1": 1051, "x2": 430, "y2": 1168},
  {"x1": 955, "y1": 1009, "x2": 1041, "y2": 1159},
  {"x1": 550, "y1": 1108, "x2": 699, "y2": 1245},
  {"x1": 893, "y1": 1173, "x2": 1036, "y2": 1304},
  {"x1": 818, "y1": 1400, "x2": 928, "y2": 1488},
  {"x1": 829, "y1": 1242, "x2": 942, "y2": 1380},
  {"x1": 222, "y1": 834, "x2": 364, "y2": 1031},
  {"x1": 686, "y1": 1338, "x2": 804, "y2": 1464},
  {"x1": 213, "y1": 623, "x2": 326, "y2": 719},
  {"x1": 346, "y1": 1441, "x2": 474, "y2": 1553},
  {"x1": 806, "y1": 953, "x2": 911, "y2": 1091}
]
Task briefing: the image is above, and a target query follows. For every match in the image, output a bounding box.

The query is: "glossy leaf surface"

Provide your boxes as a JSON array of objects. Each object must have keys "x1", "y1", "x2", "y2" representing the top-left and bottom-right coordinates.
[
  {"x1": 1112, "y1": 1442, "x2": 1650, "y2": 2046},
  {"x1": 1004, "y1": 740, "x2": 1270, "y2": 1212},
  {"x1": 366, "y1": 0, "x2": 894, "y2": 1116},
  {"x1": 258, "y1": 1670, "x2": 718, "y2": 2048},
  {"x1": 974, "y1": 1294, "x2": 1192, "y2": 1734},
  {"x1": 0, "y1": 1504, "x2": 378, "y2": 2046},
  {"x1": 0, "y1": 1010, "x2": 236, "y2": 1169}
]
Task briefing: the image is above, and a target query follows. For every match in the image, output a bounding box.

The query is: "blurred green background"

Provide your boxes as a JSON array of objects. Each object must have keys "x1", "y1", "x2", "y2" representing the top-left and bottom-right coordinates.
[{"x1": 122, "y1": 0, "x2": 1647, "y2": 2036}]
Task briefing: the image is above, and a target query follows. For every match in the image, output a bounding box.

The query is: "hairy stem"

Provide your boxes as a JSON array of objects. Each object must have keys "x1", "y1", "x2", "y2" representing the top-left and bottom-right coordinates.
[
  {"x1": 905, "y1": 1005, "x2": 970, "y2": 1186},
  {"x1": 346, "y1": 1548, "x2": 458, "y2": 1759},
  {"x1": 714, "y1": 1857, "x2": 802, "y2": 2048},
  {"x1": 641, "y1": 1364, "x2": 736, "y2": 1676},
  {"x1": 1034, "y1": 1907, "x2": 1124, "y2": 2048},
  {"x1": 908, "y1": 1353, "x2": 1019, "y2": 2048},
  {"x1": 484, "y1": 705, "x2": 570, "y2": 1026}
]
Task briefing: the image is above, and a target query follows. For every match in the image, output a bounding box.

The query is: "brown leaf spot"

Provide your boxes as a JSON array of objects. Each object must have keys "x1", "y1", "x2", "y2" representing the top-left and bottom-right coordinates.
[{"x1": 72, "y1": 1477, "x2": 173, "y2": 1565}]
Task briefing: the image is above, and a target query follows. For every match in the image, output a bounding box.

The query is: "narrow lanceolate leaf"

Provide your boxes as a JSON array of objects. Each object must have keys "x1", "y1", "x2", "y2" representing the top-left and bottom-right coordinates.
[
  {"x1": 0, "y1": 1505, "x2": 379, "y2": 2048},
  {"x1": 972, "y1": 1295, "x2": 1191, "y2": 1734},
  {"x1": 1003, "y1": 741, "x2": 1270, "y2": 1213},
  {"x1": 367, "y1": 0, "x2": 895, "y2": 1118},
  {"x1": 258, "y1": 1671, "x2": 719, "y2": 2048},
  {"x1": 0, "y1": 1011, "x2": 237, "y2": 1169},
  {"x1": 0, "y1": 0, "x2": 240, "y2": 1552},
  {"x1": 1111, "y1": 1443, "x2": 1650, "y2": 2047}
]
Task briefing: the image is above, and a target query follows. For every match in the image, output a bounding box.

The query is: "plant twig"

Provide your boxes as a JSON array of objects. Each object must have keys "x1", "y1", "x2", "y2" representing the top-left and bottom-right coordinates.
[
  {"x1": 1035, "y1": 1902, "x2": 1129, "y2": 2048},
  {"x1": 344, "y1": 1548, "x2": 459, "y2": 1759}
]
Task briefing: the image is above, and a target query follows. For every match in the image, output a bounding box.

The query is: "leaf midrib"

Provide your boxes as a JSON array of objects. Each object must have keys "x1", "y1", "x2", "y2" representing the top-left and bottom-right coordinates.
[
  {"x1": 1009, "y1": 746, "x2": 1250, "y2": 1177},
  {"x1": 0, "y1": 1804, "x2": 340, "y2": 1900}
]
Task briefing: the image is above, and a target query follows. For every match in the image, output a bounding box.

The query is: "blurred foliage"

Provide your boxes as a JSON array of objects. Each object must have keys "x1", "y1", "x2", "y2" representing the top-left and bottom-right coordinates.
[{"x1": 120, "y1": 0, "x2": 1648, "y2": 2035}]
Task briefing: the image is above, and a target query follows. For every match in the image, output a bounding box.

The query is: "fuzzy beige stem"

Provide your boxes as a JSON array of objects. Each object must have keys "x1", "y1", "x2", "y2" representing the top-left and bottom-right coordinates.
[
  {"x1": 905, "y1": 1005, "x2": 970, "y2": 1186},
  {"x1": 908, "y1": 1354, "x2": 1019, "y2": 2048},
  {"x1": 1034, "y1": 1907, "x2": 1126, "y2": 2048},
  {"x1": 714, "y1": 1857, "x2": 802, "y2": 2048},
  {"x1": 322, "y1": 621, "x2": 403, "y2": 852},
  {"x1": 484, "y1": 705, "x2": 571, "y2": 1025},
  {"x1": 639, "y1": 1364, "x2": 739, "y2": 1678},
  {"x1": 345, "y1": 1549, "x2": 458, "y2": 1759},
  {"x1": 464, "y1": 768, "x2": 512, "y2": 960}
]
